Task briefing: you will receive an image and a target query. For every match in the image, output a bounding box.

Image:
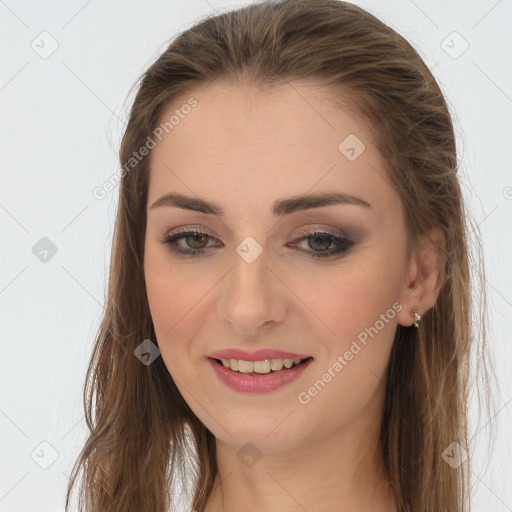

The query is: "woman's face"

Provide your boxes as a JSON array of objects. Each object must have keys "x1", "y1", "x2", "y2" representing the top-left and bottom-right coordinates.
[{"x1": 144, "y1": 81, "x2": 415, "y2": 451}]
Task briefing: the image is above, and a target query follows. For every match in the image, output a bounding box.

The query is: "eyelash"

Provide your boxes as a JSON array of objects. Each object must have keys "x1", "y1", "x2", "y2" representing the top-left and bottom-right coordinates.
[{"x1": 158, "y1": 229, "x2": 355, "y2": 259}]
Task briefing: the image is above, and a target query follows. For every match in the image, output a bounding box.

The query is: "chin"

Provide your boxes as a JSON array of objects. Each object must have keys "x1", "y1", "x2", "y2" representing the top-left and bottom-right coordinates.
[{"x1": 206, "y1": 413, "x2": 305, "y2": 452}]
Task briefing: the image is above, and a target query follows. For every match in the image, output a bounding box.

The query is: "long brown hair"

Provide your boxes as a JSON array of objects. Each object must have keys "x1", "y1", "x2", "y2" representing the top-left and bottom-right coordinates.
[{"x1": 66, "y1": 1, "x2": 493, "y2": 510}]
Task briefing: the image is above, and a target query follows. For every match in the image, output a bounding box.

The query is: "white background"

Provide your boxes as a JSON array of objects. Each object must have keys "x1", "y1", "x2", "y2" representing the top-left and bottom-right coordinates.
[{"x1": 1, "y1": 0, "x2": 511, "y2": 510}]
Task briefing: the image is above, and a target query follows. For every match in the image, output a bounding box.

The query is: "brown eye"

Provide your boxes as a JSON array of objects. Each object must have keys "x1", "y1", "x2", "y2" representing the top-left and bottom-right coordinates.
[
  {"x1": 290, "y1": 231, "x2": 355, "y2": 259},
  {"x1": 159, "y1": 230, "x2": 221, "y2": 256},
  {"x1": 307, "y1": 234, "x2": 333, "y2": 252},
  {"x1": 184, "y1": 233, "x2": 209, "y2": 249}
]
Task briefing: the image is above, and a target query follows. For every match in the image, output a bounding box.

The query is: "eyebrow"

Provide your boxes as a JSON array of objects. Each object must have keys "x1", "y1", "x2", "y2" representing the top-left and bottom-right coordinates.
[{"x1": 149, "y1": 191, "x2": 371, "y2": 216}]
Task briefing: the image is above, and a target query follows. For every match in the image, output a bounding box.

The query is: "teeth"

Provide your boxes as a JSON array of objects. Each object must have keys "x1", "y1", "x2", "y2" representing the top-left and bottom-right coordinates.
[
  {"x1": 238, "y1": 360, "x2": 253, "y2": 373},
  {"x1": 219, "y1": 357, "x2": 306, "y2": 373},
  {"x1": 254, "y1": 360, "x2": 271, "y2": 373},
  {"x1": 270, "y1": 359, "x2": 283, "y2": 371}
]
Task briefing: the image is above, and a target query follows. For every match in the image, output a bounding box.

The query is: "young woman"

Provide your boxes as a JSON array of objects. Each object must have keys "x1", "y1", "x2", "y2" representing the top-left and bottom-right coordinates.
[{"x1": 66, "y1": 1, "x2": 492, "y2": 510}]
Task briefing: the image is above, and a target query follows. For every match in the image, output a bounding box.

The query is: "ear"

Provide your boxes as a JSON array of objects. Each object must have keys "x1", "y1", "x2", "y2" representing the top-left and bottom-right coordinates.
[{"x1": 396, "y1": 226, "x2": 446, "y2": 327}]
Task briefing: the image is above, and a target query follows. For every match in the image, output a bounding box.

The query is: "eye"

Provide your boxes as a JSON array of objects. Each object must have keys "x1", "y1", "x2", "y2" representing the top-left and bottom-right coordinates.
[
  {"x1": 159, "y1": 230, "x2": 222, "y2": 257},
  {"x1": 158, "y1": 228, "x2": 355, "y2": 259},
  {"x1": 288, "y1": 231, "x2": 355, "y2": 259}
]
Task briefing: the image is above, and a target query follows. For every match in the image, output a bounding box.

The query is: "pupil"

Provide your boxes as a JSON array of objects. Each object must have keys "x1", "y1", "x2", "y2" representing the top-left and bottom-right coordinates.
[
  {"x1": 188, "y1": 234, "x2": 207, "y2": 248},
  {"x1": 310, "y1": 236, "x2": 330, "y2": 251}
]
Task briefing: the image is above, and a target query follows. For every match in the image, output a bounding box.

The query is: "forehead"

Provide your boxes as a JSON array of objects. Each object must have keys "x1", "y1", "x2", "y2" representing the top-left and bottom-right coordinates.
[{"x1": 147, "y1": 80, "x2": 395, "y2": 216}]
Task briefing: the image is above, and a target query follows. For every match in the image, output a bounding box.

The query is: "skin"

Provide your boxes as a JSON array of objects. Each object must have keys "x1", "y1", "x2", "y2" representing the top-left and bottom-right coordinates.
[{"x1": 143, "y1": 80, "x2": 445, "y2": 512}]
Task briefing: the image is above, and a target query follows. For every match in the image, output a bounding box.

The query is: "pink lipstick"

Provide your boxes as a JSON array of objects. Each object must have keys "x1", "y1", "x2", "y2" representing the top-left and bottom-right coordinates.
[{"x1": 206, "y1": 349, "x2": 313, "y2": 393}]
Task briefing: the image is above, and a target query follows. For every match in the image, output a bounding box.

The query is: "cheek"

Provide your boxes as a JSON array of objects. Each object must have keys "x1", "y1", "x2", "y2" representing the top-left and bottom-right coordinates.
[
  {"x1": 144, "y1": 253, "x2": 200, "y2": 371},
  {"x1": 289, "y1": 283, "x2": 399, "y2": 443},
  {"x1": 144, "y1": 241, "x2": 210, "y2": 331},
  {"x1": 311, "y1": 262, "x2": 401, "y2": 346},
  {"x1": 297, "y1": 255, "x2": 403, "y2": 403},
  {"x1": 143, "y1": 249, "x2": 229, "y2": 392}
]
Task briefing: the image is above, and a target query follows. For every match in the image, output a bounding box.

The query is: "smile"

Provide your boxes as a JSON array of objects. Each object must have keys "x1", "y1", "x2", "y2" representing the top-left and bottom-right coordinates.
[
  {"x1": 215, "y1": 357, "x2": 309, "y2": 375},
  {"x1": 208, "y1": 357, "x2": 314, "y2": 393}
]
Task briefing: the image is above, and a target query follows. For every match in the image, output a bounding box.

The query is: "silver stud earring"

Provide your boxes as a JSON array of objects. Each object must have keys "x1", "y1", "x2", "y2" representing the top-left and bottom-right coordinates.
[{"x1": 411, "y1": 306, "x2": 421, "y2": 328}]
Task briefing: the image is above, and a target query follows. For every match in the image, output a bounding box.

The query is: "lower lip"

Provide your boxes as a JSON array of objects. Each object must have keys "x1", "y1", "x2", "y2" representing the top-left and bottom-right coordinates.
[{"x1": 207, "y1": 357, "x2": 313, "y2": 393}]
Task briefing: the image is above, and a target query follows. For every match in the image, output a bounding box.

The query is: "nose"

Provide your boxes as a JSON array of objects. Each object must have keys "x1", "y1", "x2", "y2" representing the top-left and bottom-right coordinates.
[{"x1": 216, "y1": 247, "x2": 287, "y2": 337}]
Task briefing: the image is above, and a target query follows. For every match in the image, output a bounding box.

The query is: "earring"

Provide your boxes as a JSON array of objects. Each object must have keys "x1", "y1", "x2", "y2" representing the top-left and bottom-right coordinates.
[{"x1": 411, "y1": 306, "x2": 421, "y2": 328}]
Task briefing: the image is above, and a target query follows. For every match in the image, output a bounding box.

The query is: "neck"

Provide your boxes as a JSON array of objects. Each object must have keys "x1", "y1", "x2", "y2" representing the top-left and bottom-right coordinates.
[{"x1": 202, "y1": 387, "x2": 396, "y2": 512}]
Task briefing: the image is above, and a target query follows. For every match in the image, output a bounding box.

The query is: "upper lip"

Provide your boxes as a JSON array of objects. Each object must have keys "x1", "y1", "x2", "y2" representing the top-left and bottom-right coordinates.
[{"x1": 207, "y1": 349, "x2": 312, "y2": 361}]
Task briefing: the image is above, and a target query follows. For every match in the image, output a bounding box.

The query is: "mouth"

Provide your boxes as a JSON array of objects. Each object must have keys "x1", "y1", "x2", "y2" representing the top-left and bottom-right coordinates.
[{"x1": 209, "y1": 356, "x2": 313, "y2": 376}]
